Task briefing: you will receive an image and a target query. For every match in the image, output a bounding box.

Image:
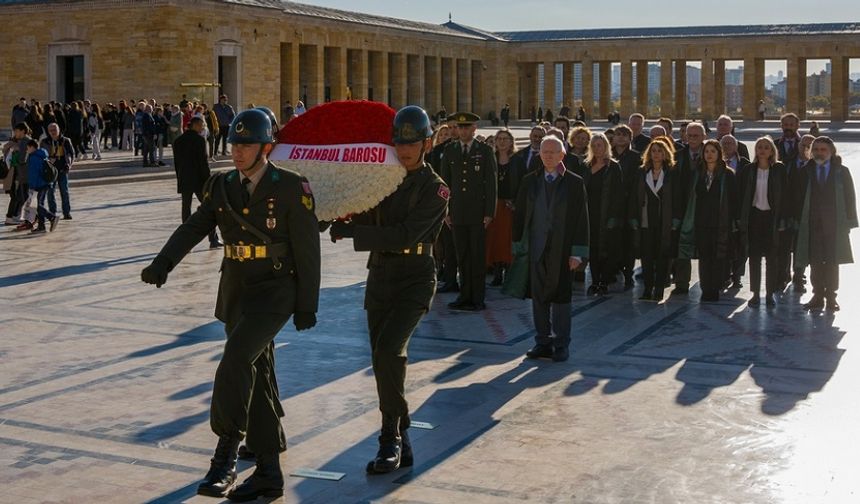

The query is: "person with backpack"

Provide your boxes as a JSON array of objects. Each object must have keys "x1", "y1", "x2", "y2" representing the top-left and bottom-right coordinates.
[{"x1": 24, "y1": 139, "x2": 58, "y2": 234}]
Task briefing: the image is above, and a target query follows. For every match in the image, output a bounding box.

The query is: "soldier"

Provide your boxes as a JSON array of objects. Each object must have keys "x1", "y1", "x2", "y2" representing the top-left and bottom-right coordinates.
[
  {"x1": 330, "y1": 106, "x2": 449, "y2": 473},
  {"x1": 440, "y1": 112, "x2": 498, "y2": 311},
  {"x1": 141, "y1": 108, "x2": 321, "y2": 502}
]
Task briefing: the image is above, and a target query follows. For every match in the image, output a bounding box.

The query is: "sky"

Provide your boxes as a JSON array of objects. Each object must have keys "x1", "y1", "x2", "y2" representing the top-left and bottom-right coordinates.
[
  {"x1": 302, "y1": 0, "x2": 858, "y2": 75},
  {"x1": 302, "y1": 0, "x2": 859, "y2": 31}
]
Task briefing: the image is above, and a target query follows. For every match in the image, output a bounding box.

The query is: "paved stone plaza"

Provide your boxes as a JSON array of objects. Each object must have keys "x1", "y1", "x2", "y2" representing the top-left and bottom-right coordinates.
[{"x1": 1, "y1": 143, "x2": 859, "y2": 503}]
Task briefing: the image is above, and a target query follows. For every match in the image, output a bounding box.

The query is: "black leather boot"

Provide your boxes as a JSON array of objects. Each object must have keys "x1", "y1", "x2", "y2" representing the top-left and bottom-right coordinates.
[
  {"x1": 237, "y1": 444, "x2": 255, "y2": 461},
  {"x1": 366, "y1": 414, "x2": 401, "y2": 474},
  {"x1": 197, "y1": 436, "x2": 240, "y2": 497},
  {"x1": 228, "y1": 451, "x2": 284, "y2": 502}
]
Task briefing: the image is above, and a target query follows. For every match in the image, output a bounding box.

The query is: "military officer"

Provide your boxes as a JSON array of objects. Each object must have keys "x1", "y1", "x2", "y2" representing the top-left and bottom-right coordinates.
[
  {"x1": 330, "y1": 105, "x2": 449, "y2": 474},
  {"x1": 440, "y1": 112, "x2": 498, "y2": 311},
  {"x1": 141, "y1": 108, "x2": 321, "y2": 502}
]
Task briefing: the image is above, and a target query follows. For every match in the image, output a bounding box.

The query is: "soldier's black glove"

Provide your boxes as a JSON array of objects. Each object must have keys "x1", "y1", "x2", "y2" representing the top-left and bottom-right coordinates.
[
  {"x1": 318, "y1": 220, "x2": 331, "y2": 233},
  {"x1": 294, "y1": 312, "x2": 317, "y2": 331},
  {"x1": 330, "y1": 220, "x2": 355, "y2": 240},
  {"x1": 141, "y1": 255, "x2": 173, "y2": 288}
]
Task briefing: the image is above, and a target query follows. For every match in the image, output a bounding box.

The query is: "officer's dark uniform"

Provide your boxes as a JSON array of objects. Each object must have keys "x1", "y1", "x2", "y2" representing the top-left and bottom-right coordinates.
[
  {"x1": 331, "y1": 105, "x2": 448, "y2": 474},
  {"x1": 142, "y1": 109, "x2": 320, "y2": 501},
  {"x1": 440, "y1": 112, "x2": 497, "y2": 310}
]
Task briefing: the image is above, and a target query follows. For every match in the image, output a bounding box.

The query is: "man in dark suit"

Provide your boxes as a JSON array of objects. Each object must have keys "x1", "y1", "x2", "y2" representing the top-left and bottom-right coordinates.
[
  {"x1": 511, "y1": 126, "x2": 546, "y2": 176},
  {"x1": 612, "y1": 125, "x2": 641, "y2": 287},
  {"x1": 142, "y1": 109, "x2": 321, "y2": 501},
  {"x1": 628, "y1": 113, "x2": 650, "y2": 153},
  {"x1": 430, "y1": 124, "x2": 459, "y2": 293},
  {"x1": 173, "y1": 117, "x2": 221, "y2": 247},
  {"x1": 513, "y1": 135, "x2": 589, "y2": 362},
  {"x1": 793, "y1": 137, "x2": 857, "y2": 312},
  {"x1": 716, "y1": 115, "x2": 750, "y2": 160},
  {"x1": 719, "y1": 134, "x2": 750, "y2": 289},
  {"x1": 672, "y1": 122, "x2": 707, "y2": 295},
  {"x1": 775, "y1": 113, "x2": 806, "y2": 290},
  {"x1": 657, "y1": 117, "x2": 686, "y2": 152},
  {"x1": 440, "y1": 112, "x2": 497, "y2": 311}
]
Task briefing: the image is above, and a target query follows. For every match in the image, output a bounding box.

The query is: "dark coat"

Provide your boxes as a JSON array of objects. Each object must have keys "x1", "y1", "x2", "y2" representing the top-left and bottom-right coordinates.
[
  {"x1": 511, "y1": 167, "x2": 590, "y2": 302},
  {"x1": 793, "y1": 158, "x2": 858, "y2": 267},
  {"x1": 172, "y1": 130, "x2": 210, "y2": 194},
  {"x1": 581, "y1": 160, "x2": 626, "y2": 260},
  {"x1": 156, "y1": 163, "x2": 321, "y2": 323},
  {"x1": 629, "y1": 165, "x2": 681, "y2": 258},
  {"x1": 632, "y1": 133, "x2": 650, "y2": 153},
  {"x1": 678, "y1": 166, "x2": 738, "y2": 260},
  {"x1": 351, "y1": 164, "x2": 448, "y2": 311},
  {"x1": 440, "y1": 140, "x2": 497, "y2": 225},
  {"x1": 737, "y1": 161, "x2": 787, "y2": 257}
]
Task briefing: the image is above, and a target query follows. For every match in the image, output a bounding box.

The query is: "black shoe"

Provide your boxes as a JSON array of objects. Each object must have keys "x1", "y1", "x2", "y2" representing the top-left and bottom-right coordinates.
[
  {"x1": 472, "y1": 302, "x2": 486, "y2": 311},
  {"x1": 157, "y1": 161, "x2": 166, "y2": 166},
  {"x1": 366, "y1": 415, "x2": 402, "y2": 474},
  {"x1": 672, "y1": 286, "x2": 689, "y2": 295},
  {"x1": 586, "y1": 284, "x2": 598, "y2": 296},
  {"x1": 400, "y1": 427, "x2": 414, "y2": 467},
  {"x1": 826, "y1": 298, "x2": 840, "y2": 312},
  {"x1": 197, "y1": 437, "x2": 240, "y2": 497},
  {"x1": 30, "y1": 226, "x2": 47, "y2": 234},
  {"x1": 639, "y1": 292, "x2": 652, "y2": 301},
  {"x1": 552, "y1": 346, "x2": 570, "y2": 362},
  {"x1": 490, "y1": 273, "x2": 503, "y2": 286},
  {"x1": 49, "y1": 216, "x2": 59, "y2": 232},
  {"x1": 228, "y1": 452, "x2": 284, "y2": 502},
  {"x1": 748, "y1": 294, "x2": 760, "y2": 307},
  {"x1": 451, "y1": 302, "x2": 477, "y2": 312},
  {"x1": 438, "y1": 282, "x2": 460, "y2": 293},
  {"x1": 597, "y1": 284, "x2": 609, "y2": 296},
  {"x1": 447, "y1": 299, "x2": 467, "y2": 309},
  {"x1": 526, "y1": 343, "x2": 554, "y2": 359},
  {"x1": 804, "y1": 295, "x2": 825, "y2": 311},
  {"x1": 237, "y1": 444, "x2": 255, "y2": 461},
  {"x1": 62, "y1": 214, "x2": 72, "y2": 220},
  {"x1": 730, "y1": 281, "x2": 743, "y2": 290},
  {"x1": 765, "y1": 294, "x2": 776, "y2": 307}
]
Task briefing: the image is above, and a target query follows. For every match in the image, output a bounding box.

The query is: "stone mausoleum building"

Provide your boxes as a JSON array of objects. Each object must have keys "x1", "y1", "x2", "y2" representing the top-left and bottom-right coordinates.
[{"x1": 1, "y1": 0, "x2": 859, "y2": 128}]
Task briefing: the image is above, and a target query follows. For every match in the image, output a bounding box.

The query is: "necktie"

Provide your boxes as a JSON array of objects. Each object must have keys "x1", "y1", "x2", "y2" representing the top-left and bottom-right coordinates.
[
  {"x1": 546, "y1": 173, "x2": 554, "y2": 183},
  {"x1": 462, "y1": 143, "x2": 469, "y2": 158},
  {"x1": 786, "y1": 140, "x2": 793, "y2": 152},
  {"x1": 818, "y1": 165, "x2": 826, "y2": 185},
  {"x1": 692, "y1": 153, "x2": 700, "y2": 164},
  {"x1": 241, "y1": 177, "x2": 251, "y2": 207}
]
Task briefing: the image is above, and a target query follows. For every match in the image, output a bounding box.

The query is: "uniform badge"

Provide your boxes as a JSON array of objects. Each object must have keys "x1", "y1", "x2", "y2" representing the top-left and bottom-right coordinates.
[
  {"x1": 437, "y1": 185, "x2": 450, "y2": 201},
  {"x1": 266, "y1": 217, "x2": 277, "y2": 229},
  {"x1": 302, "y1": 181, "x2": 313, "y2": 195},
  {"x1": 474, "y1": 165, "x2": 480, "y2": 172},
  {"x1": 302, "y1": 195, "x2": 314, "y2": 211}
]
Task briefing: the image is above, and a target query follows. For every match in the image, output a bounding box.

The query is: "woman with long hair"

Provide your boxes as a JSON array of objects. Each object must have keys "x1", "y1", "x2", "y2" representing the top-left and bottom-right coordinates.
[
  {"x1": 485, "y1": 128, "x2": 518, "y2": 286},
  {"x1": 87, "y1": 103, "x2": 103, "y2": 161},
  {"x1": 738, "y1": 136, "x2": 786, "y2": 307},
  {"x1": 679, "y1": 139, "x2": 739, "y2": 302},
  {"x1": 583, "y1": 133, "x2": 625, "y2": 295},
  {"x1": 630, "y1": 138, "x2": 679, "y2": 302}
]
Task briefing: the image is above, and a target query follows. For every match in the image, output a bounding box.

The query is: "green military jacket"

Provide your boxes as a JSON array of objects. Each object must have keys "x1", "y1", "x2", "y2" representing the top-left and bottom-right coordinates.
[
  {"x1": 440, "y1": 140, "x2": 497, "y2": 225},
  {"x1": 156, "y1": 162, "x2": 321, "y2": 323}
]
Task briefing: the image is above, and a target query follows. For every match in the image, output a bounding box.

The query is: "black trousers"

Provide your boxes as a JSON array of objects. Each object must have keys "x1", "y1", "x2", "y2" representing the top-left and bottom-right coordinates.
[
  {"x1": 453, "y1": 223, "x2": 486, "y2": 305},
  {"x1": 641, "y1": 228, "x2": 669, "y2": 296},
  {"x1": 810, "y1": 262, "x2": 839, "y2": 299},
  {"x1": 218, "y1": 126, "x2": 230, "y2": 155},
  {"x1": 211, "y1": 313, "x2": 289, "y2": 454},
  {"x1": 181, "y1": 191, "x2": 220, "y2": 244},
  {"x1": 5, "y1": 187, "x2": 21, "y2": 219},
  {"x1": 698, "y1": 257, "x2": 725, "y2": 299},
  {"x1": 438, "y1": 225, "x2": 458, "y2": 285},
  {"x1": 367, "y1": 305, "x2": 425, "y2": 417},
  {"x1": 530, "y1": 260, "x2": 572, "y2": 348},
  {"x1": 748, "y1": 209, "x2": 777, "y2": 295}
]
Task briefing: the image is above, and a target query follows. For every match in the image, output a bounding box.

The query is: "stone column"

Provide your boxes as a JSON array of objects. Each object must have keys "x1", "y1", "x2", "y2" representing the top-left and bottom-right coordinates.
[
  {"x1": 598, "y1": 61, "x2": 611, "y2": 118},
  {"x1": 674, "y1": 59, "x2": 687, "y2": 119},
  {"x1": 636, "y1": 60, "x2": 649, "y2": 115},
  {"x1": 442, "y1": 57, "x2": 456, "y2": 112},
  {"x1": 280, "y1": 42, "x2": 300, "y2": 110},
  {"x1": 831, "y1": 56, "x2": 849, "y2": 122},
  {"x1": 457, "y1": 58, "x2": 472, "y2": 112},
  {"x1": 302, "y1": 44, "x2": 324, "y2": 107},
  {"x1": 660, "y1": 58, "x2": 673, "y2": 118},
  {"x1": 348, "y1": 49, "x2": 368, "y2": 100},
  {"x1": 713, "y1": 59, "x2": 725, "y2": 116},
  {"x1": 407, "y1": 55, "x2": 424, "y2": 107},
  {"x1": 369, "y1": 50, "x2": 389, "y2": 104},
  {"x1": 786, "y1": 57, "x2": 806, "y2": 120},
  {"x1": 543, "y1": 61, "x2": 556, "y2": 114},
  {"x1": 582, "y1": 59, "x2": 594, "y2": 120},
  {"x1": 389, "y1": 52, "x2": 407, "y2": 109},
  {"x1": 743, "y1": 55, "x2": 760, "y2": 121},
  {"x1": 700, "y1": 57, "x2": 714, "y2": 120},
  {"x1": 472, "y1": 60, "x2": 484, "y2": 116},
  {"x1": 563, "y1": 62, "x2": 574, "y2": 114},
  {"x1": 425, "y1": 56, "x2": 441, "y2": 113},
  {"x1": 620, "y1": 59, "x2": 633, "y2": 117},
  {"x1": 325, "y1": 46, "x2": 347, "y2": 101}
]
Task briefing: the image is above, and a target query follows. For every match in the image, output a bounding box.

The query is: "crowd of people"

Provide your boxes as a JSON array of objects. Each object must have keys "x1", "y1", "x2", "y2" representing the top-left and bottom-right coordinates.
[
  {"x1": 428, "y1": 110, "x2": 857, "y2": 334},
  {"x1": 2, "y1": 94, "x2": 238, "y2": 235}
]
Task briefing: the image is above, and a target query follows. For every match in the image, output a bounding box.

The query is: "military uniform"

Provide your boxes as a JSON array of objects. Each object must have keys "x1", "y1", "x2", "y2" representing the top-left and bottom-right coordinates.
[
  {"x1": 440, "y1": 113, "x2": 497, "y2": 309},
  {"x1": 153, "y1": 162, "x2": 320, "y2": 454}
]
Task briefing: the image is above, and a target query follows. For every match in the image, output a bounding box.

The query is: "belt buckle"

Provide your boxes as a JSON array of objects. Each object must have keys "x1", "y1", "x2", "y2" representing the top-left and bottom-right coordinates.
[
  {"x1": 255, "y1": 245, "x2": 267, "y2": 259},
  {"x1": 235, "y1": 245, "x2": 250, "y2": 260},
  {"x1": 416, "y1": 243, "x2": 423, "y2": 254}
]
